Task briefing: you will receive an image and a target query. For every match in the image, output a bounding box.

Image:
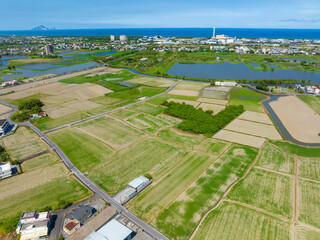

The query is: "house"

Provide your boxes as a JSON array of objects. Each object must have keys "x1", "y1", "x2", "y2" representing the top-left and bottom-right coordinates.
[
  {"x1": 65, "y1": 205, "x2": 93, "y2": 224},
  {"x1": 0, "y1": 162, "x2": 12, "y2": 179},
  {"x1": 63, "y1": 220, "x2": 81, "y2": 235},
  {"x1": 0, "y1": 119, "x2": 11, "y2": 136},
  {"x1": 128, "y1": 176, "x2": 151, "y2": 192},
  {"x1": 84, "y1": 219, "x2": 135, "y2": 240},
  {"x1": 16, "y1": 211, "x2": 51, "y2": 240}
]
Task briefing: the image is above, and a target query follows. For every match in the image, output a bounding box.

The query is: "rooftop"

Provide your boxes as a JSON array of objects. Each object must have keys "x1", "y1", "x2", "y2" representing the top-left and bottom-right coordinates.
[
  {"x1": 0, "y1": 119, "x2": 7, "y2": 126},
  {"x1": 128, "y1": 176, "x2": 149, "y2": 189},
  {"x1": 64, "y1": 220, "x2": 80, "y2": 231}
]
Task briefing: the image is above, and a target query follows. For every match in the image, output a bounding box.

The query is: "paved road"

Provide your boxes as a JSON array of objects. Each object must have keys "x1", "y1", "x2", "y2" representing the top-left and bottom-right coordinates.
[{"x1": 0, "y1": 81, "x2": 183, "y2": 240}]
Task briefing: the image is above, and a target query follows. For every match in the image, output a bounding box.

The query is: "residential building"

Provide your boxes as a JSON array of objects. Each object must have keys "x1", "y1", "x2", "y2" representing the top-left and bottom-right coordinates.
[
  {"x1": 44, "y1": 43, "x2": 54, "y2": 55},
  {"x1": 0, "y1": 119, "x2": 11, "y2": 136},
  {"x1": 110, "y1": 35, "x2": 115, "y2": 41},
  {"x1": 64, "y1": 220, "x2": 81, "y2": 235},
  {"x1": 128, "y1": 176, "x2": 151, "y2": 192},
  {"x1": 0, "y1": 162, "x2": 12, "y2": 179},
  {"x1": 31, "y1": 112, "x2": 47, "y2": 119},
  {"x1": 120, "y1": 35, "x2": 128, "y2": 43},
  {"x1": 84, "y1": 219, "x2": 135, "y2": 240},
  {"x1": 16, "y1": 211, "x2": 51, "y2": 240},
  {"x1": 66, "y1": 205, "x2": 93, "y2": 224}
]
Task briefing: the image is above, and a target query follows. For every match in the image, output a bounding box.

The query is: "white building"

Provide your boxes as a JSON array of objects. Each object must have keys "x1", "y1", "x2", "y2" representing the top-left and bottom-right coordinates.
[
  {"x1": 17, "y1": 211, "x2": 51, "y2": 240},
  {"x1": 120, "y1": 35, "x2": 128, "y2": 43},
  {"x1": 0, "y1": 162, "x2": 12, "y2": 179},
  {"x1": 110, "y1": 35, "x2": 115, "y2": 41},
  {"x1": 85, "y1": 219, "x2": 135, "y2": 240},
  {"x1": 128, "y1": 176, "x2": 151, "y2": 192},
  {"x1": 215, "y1": 81, "x2": 237, "y2": 87}
]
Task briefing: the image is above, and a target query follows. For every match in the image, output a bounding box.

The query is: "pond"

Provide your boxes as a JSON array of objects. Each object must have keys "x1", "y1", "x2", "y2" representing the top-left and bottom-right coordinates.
[
  {"x1": 269, "y1": 65, "x2": 279, "y2": 68},
  {"x1": 167, "y1": 62, "x2": 320, "y2": 84},
  {"x1": 20, "y1": 63, "x2": 63, "y2": 70},
  {"x1": 0, "y1": 56, "x2": 28, "y2": 69},
  {"x1": 248, "y1": 63, "x2": 260, "y2": 67}
]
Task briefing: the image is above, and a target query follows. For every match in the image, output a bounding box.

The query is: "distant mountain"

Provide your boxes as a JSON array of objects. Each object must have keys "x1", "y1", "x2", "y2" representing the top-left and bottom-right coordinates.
[{"x1": 31, "y1": 25, "x2": 55, "y2": 31}]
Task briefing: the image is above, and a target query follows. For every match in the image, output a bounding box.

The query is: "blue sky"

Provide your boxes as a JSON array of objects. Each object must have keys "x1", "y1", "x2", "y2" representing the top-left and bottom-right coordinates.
[{"x1": 1, "y1": 0, "x2": 320, "y2": 30}]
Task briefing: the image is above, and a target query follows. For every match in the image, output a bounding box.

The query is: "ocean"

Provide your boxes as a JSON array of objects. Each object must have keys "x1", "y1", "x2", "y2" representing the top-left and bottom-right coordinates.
[{"x1": 1, "y1": 28, "x2": 320, "y2": 39}]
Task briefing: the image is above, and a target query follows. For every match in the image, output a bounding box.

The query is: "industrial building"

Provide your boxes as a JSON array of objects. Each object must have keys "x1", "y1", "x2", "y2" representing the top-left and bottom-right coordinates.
[
  {"x1": 128, "y1": 176, "x2": 151, "y2": 192},
  {"x1": 84, "y1": 219, "x2": 135, "y2": 240},
  {"x1": 16, "y1": 211, "x2": 51, "y2": 240},
  {"x1": 0, "y1": 162, "x2": 12, "y2": 179}
]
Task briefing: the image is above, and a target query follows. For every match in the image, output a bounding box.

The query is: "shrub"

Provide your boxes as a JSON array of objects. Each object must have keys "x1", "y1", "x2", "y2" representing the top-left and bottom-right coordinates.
[{"x1": 18, "y1": 99, "x2": 43, "y2": 111}]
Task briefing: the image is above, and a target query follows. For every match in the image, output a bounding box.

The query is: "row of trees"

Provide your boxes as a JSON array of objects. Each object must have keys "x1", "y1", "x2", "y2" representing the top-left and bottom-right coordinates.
[
  {"x1": 163, "y1": 101, "x2": 244, "y2": 136},
  {"x1": 12, "y1": 99, "x2": 45, "y2": 122}
]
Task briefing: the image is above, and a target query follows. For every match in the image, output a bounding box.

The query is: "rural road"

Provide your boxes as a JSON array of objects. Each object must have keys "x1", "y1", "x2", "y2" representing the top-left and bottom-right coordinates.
[{"x1": 0, "y1": 80, "x2": 183, "y2": 240}]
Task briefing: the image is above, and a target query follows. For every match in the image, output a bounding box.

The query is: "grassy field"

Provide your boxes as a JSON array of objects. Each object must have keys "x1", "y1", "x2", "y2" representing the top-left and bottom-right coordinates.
[
  {"x1": 10, "y1": 58, "x2": 61, "y2": 66},
  {"x1": 130, "y1": 151, "x2": 216, "y2": 221},
  {"x1": 269, "y1": 140, "x2": 320, "y2": 158},
  {"x1": 157, "y1": 114, "x2": 182, "y2": 125},
  {"x1": 229, "y1": 87, "x2": 266, "y2": 112},
  {"x1": 47, "y1": 128, "x2": 115, "y2": 172},
  {"x1": 126, "y1": 76, "x2": 176, "y2": 87},
  {"x1": 256, "y1": 143, "x2": 295, "y2": 174},
  {"x1": 298, "y1": 157, "x2": 320, "y2": 181},
  {"x1": 193, "y1": 201, "x2": 290, "y2": 240},
  {"x1": 2, "y1": 127, "x2": 48, "y2": 161},
  {"x1": 198, "y1": 139, "x2": 229, "y2": 155},
  {"x1": 298, "y1": 95, "x2": 320, "y2": 115},
  {"x1": 0, "y1": 176, "x2": 90, "y2": 220},
  {"x1": 21, "y1": 153, "x2": 60, "y2": 172},
  {"x1": 157, "y1": 128, "x2": 204, "y2": 148},
  {"x1": 227, "y1": 168, "x2": 293, "y2": 218},
  {"x1": 111, "y1": 109, "x2": 137, "y2": 119},
  {"x1": 127, "y1": 103, "x2": 165, "y2": 116},
  {"x1": 76, "y1": 116, "x2": 145, "y2": 150},
  {"x1": 296, "y1": 226, "x2": 320, "y2": 240},
  {"x1": 299, "y1": 179, "x2": 320, "y2": 228},
  {"x1": 153, "y1": 145, "x2": 258, "y2": 239},
  {"x1": 126, "y1": 113, "x2": 170, "y2": 134},
  {"x1": 89, "y1": 137, "x2": 190, "y2": 195}
]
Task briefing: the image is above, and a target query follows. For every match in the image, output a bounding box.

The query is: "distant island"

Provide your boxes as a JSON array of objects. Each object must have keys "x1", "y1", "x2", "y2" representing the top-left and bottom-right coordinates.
[{"x1": 31, "y1": 25, "x2": 56, "y2": 31}]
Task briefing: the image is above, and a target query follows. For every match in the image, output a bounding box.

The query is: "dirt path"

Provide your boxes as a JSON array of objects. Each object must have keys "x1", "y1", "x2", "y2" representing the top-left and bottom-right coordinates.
[{"x1": 189, "y1": 142, "x2": 265, "y2": 240}]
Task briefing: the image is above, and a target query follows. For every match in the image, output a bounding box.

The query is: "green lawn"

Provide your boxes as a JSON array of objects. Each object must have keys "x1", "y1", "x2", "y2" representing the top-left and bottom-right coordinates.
[
  {"x1": 256, "y1": 143, "x2": 295, "y2": 174},
  {"x1": 299, "y1": 179, "x2": 320, "y2": 228},
  {"x1": 153, "y1": 144, "x2": 258, "y2": 239},
  {"x1": 126, "y1": 113, "x2": 170, "y2": 134},
  {"x1": 298, "y1": 157, "x2": 320, "y2": 181},
  {"x1": 21, "y1": 153, "x2": 60, "y2": 172},
  {"x1": 269, "y1": 140, "x2": 320, "y2": 158},
  {"x1": 130, "y1": 151, "x2": 216, "y2": 221},
  {"x1": 198, "y1": 139, "x2": 229, "y2": 155},
  {"x1": 157, "y1": 128, "x2": 204, "y2": 148},
  {"x1": 298, "y1": 95, "x2": 320, "y2": 115},
  {"x1": 0, "y1": 176, "x2": 91, "y2": 220},
  {"x1": 229, "y1": 87, "x2": 266, "y2": 112},
  {"x1": 76, "y1": 116, "x2": 145, "y2": 150},
  {"x1": 88, "y1": 137, "x2": 190, "y2": 195},
  {"x1": 127, "y1": 103, "x2": 165, "y2": 116},
  {"x1": 48, "y1": 128, "x2": 115, "y2": 172},
  {"x1": 193, "y1": 201, "x2": 290, "y2": 240},
  {"x1": 228, "y1": 168, "x2": 293, "y2": 218}
]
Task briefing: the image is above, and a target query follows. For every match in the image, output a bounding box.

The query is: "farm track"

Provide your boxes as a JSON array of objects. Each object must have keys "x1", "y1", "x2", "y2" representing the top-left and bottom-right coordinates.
[{"x1": 189, "y1": 142, "x2": 265, "y2": 240}]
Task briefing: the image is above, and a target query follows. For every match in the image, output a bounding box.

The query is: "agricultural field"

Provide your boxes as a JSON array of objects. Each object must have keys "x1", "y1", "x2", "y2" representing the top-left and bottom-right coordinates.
[
  {"x1": 21, "y1": 153, "x2": 60, "y2": 172},
  {"x1": 75, "y1": 116, "x2": 145, "y2": 150},
  {"x1": 196, "y1": 97, "x2": 228, "y2": 106},
  {"x1": 298, "y1": 157, "x2": 320, "y2": 181},
  {"x1": 269, "y1": 140, "x2": 320, "y2": 158},
  {"x1": 229, "y1": 87, "x2": 266, "y2": 112},
  {"x1": 157, "y1": 114, "x2": 183, "y2": 125},
  {"x1": 197, "y1": 102, "x2": 225, "y2": 115},
  {"x1": 255, "y1": 142, "x2": 295, "y2": 174},
  {"x1": 130, "y1": 151, "x2": 216, "y2": 221},
  {"x1": 111, "y1": 109, "x2": 137, "y2": 119},
  {"x1": 227, "y1": 168, "x2": 293, "y2": 218},
  {"x1": 224, "y1": 118, "x2": 282, "y2": 139},
  {"x1": 296, "y1": 226, "x2": 320, "y2": 240},
  {"x1": 298, "y1": 95, "x2": 320, "y2": 115},
  {"x1": 126, "y1": 76, "x2": 176, "y2": 87},
  {"x1": 168, "y1": 81, "x2": 209, "y2": 97},
  {"x1": 214, "y1": 129, "x2": 266, "y2": 148},
  {"x1": 238, "y1": 110, "x2": 273, "y2": 125},
  {"x1": 1, "y1": 126, "x2": 48, "y2": 161},
  {"x1": 126, "y1": 113, "x2": 170, "y2": 134},
  {"x1": 198, "y1": 139, "x2": 229, "y2": 155},
  {"x1": 89, "y1": 137, "x2": 190, "y2": 195},
  {"x1": 0, "y1": 104, "x2": 12, "y2": 114},
  {"x1": 270, "y1": 96, "x2": 320, "y2": 144},
  {"x1": 147, "y1": 93, "x2": 198, "y2": 105},
  {"x1": 200, "y1": 86, "x2": 231, "y2": 100},
  {"x1": 127, "y1": 103, "x2": 165, "y2": 116},
  {"x1": 157, "y1": 128, "x2": 204, "y2": 148},
  {"x1": 193, "y1": 201, "x2": 290, "y2": 240},
  {"x1": 47, "y1": 127, "x2": 115, "y2": 172},
  {"x1": 152, "y1": 145, "x2": 258, "y2": 239},
  {"x1": 166, "y1": 98, "x2": 200, "y2": 107},
  {"x1": 298, "y1": 179, "x2": 320, "y2": 228}
]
